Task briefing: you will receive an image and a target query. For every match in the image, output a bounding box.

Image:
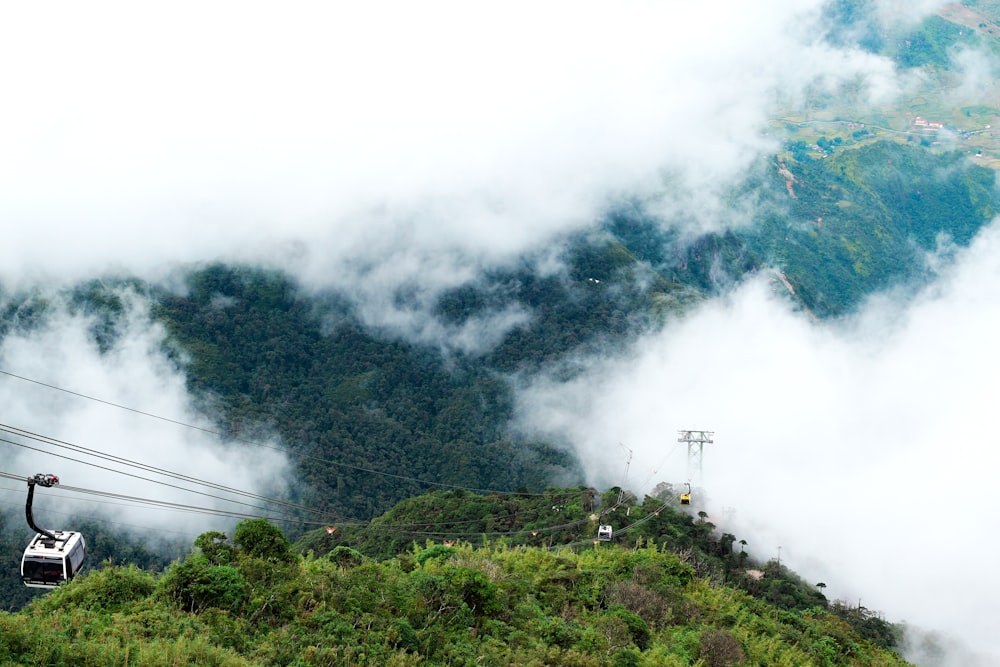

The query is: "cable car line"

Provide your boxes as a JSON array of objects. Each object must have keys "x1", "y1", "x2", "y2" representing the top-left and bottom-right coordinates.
[
  {"x1": 0, "y1": 435, "x2": 296, "y2": 518},
  {"x1": 0, "y1": 491, "x2": 204, "y2": 540},
  {"x1": 0, "y1": 369, "x2": 206, "y2": 432},
  {"x1": 0, "y1": 367, "x2": 579, "y2": 499},
  {"x1": 0, "y1": 444, "x2": 584, "y2": 536},
  {"x1": 359, "y1": 490, "x2": 601, "y2": 530},
  {"x1": 4, "y1": 465, "x2": 680, "y2": 568},
  {"x1": 0, "y1": 469, "x2": 350, "y2": 528},
  {"x1": 0, "y1": 435, "x2": 348, "y2": 524},
  {"x1": 355, "y1": 490, "x2": 631, "y2": 537},
  {"x1": 0, "y1": 482, "x2": 224, "y2": 519},
  {"x1": 379, "y1": 517, "x2": 594, "y2": 540},
  {"x1": 559, "y1": 501, "x2": 671, "y2": 550},
  {"x1": 379, "y1": 498, "x2": 670, "y2": 549},
  {"x1": 0, "y1": 424, "x2": 350, "y2": 522},
  {"x1": 1, "y1": 466, "x2": 619, "y2": 543},
  {"x1": 0, "y1": 425, "x2": 571, "y2": 531},
  {"x1": 0, "y1": 421, "x2": 335, "y2": 516},
  {"x1": 58, "y1": 483, "x2": 339, "y2": 526}
]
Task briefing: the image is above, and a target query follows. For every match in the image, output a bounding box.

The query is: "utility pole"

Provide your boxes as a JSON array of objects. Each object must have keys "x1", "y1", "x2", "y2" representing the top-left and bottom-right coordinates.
[{"x1": 677, "y1": 430, "x2": 713, "y2": 483}]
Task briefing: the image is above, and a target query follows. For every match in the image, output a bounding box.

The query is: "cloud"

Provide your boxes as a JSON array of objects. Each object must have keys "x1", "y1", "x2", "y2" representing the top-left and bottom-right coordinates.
[
  {"x1": 514, "y1": 218, "x2": 1000, "y2": 660},
  {"x1": 0, "y1": 1, "x2": 902, "y2": 315},
  {"x1": 945, "y1": 46, "x2": 1000, "y2": 106},
  {"x1": 0, "y1": 290, "x2": 291, "y2": 539},
  {"x1": 872, "y1": 0, "x2": 948, "y2": 30}
]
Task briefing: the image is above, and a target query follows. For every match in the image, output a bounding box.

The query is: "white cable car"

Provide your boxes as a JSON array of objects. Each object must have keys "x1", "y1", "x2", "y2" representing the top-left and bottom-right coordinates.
[
  {"x1": 20, "y1": 473, "x2": 87, "y2": 588},
  {"x1": 597, "y1": 524, "x2": 613, "y2": 541},
  {"x1": 21, "y1": 531, "x2": 87, "y2": 589}
]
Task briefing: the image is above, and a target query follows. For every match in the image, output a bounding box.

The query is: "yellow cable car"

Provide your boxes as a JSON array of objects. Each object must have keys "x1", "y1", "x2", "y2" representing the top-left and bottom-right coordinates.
[{"x1": 679, "y1": 482, "x2": 691, "y2": 506}]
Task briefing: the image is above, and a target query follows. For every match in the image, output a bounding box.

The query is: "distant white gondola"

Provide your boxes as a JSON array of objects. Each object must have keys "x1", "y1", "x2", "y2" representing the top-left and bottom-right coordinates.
[
  {"x1": 21, "y1": 531, "x2": 86, "y2": 588},
  {"x1": 597, "y1": 524, "x2": 613, "y2": 541}
]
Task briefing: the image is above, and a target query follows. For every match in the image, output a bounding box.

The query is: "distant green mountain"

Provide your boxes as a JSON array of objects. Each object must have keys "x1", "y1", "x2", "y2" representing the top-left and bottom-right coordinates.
[{"x1": 745, "y1": 141, "x2": 997, "y2": 316}]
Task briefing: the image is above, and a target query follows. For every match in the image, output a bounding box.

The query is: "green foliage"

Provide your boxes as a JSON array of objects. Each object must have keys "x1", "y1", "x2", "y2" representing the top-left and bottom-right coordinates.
[
  {"x1": 327, "y1": 545, "x2": 366, "y2": 568},
  {"x1": 699, "y1": 628, "x2": 747, "y2": 667},
  {"x1": 37, "y1": 564, "x2": 155, "y2": 613},
  {"x1": 744, "y1": 141, "x2": 998, "y2": 316},
  {"x1": 195, "y1": 531, "x2": 236, "y2": 565},
  {"x1": 893, "y1": 15, "x2": 981, "y2": 69},
  {"x1": 159, "y1": 519, "x2": 304, "y2": 618},
  {"x1": 414, "y1": 544, "x2": 458, "y2": 566},
  {"x1": 233, "y1": 519, "x2": 295, "y2": 564},
  {"x1": 0, "y1": 495, "x2": 911, "y2": 667},
  {"x1": 161, "y1": 556, "x2": 249, "y2": 614},
  {"x1": 151, "y1": 263, "x2": 582, "y2": 525},
  {"x1": 607, "y1": 607, "x2": 651, "y2": 650},
  {"x1": 830, "y1": 600, "x2": 902, "y2": 650}
]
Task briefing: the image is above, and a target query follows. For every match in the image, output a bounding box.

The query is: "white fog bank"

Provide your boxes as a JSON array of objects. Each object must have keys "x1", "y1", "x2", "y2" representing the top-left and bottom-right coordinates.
[
  {"x1": 516, "y1": 219, "x2": 1000, "y2": 660},
  {"x1": 0, "y1": 293, "x2": 291, "y2": 538}
]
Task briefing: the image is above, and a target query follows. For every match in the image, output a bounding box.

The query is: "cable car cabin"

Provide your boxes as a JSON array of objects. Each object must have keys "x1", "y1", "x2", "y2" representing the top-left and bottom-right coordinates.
[
  {"x1": 597, "y1": 524, "x2": 613, "y2": 541},
  {"x1": 679, "y1": 482, "x2": 692, "y2": 506},
  {"x1": 21, "y1": 531, "x2": 86, "y2": 589}
]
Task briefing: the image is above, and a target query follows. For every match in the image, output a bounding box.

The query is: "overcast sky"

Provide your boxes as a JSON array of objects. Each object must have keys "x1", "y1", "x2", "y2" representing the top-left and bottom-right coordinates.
[{"x1": 1, "y1": 0, "x2": 994, "y2": 662}]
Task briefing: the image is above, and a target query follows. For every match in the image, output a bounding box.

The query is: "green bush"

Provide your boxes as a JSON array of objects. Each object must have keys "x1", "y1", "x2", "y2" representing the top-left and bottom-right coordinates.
[
  {"x1": 328, "y1": 546, "x2": 366, "y2": 568},
  {"x1": 415, "y1": 544, "x2": 457, "y2": 566},
  {"x1": 233, "y1": 519, "x2": 296, "y2": 565},
  {"x1": 41, "y1": 565, "x2": 155, "y2": 613},
  {"x1": 161, "y1": 558, "x2": 249, "y2": 614}
]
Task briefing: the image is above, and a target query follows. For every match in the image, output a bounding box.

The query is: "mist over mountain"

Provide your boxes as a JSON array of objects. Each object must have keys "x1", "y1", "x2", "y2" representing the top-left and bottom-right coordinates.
[{"x1": 3, "y1": 0, "x2": 1000, "y2": 663}]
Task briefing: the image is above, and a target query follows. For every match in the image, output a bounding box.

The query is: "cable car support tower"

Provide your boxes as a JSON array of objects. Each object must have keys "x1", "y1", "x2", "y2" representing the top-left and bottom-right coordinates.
[{"x1": 677, "y1": 430, "x2": 713, "y2": 484}]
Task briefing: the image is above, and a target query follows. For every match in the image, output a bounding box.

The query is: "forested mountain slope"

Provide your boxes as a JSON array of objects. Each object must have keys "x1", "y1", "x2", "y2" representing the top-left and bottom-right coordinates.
[
  {"x1": 146, "y1": 140, "x2": 998, "y2": 519},
  {"x1": 1, "y1": 140, "x2": 995, "y2": 617},
  {"x1": 0, "y1": 491, "x2": 910, "y2": 666}
]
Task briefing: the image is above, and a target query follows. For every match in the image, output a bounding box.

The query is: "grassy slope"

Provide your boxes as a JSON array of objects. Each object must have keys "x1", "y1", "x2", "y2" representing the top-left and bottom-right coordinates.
[{"x1": 0, "y1": 492, "x2": 911, "y2": 667}]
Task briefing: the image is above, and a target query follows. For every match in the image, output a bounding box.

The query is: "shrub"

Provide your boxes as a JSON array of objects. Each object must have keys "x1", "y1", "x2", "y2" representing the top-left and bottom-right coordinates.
[
  {"x1": 42, "y1": 565, "x2": 155, "y2": 613},
  {"x1": 699, "y1": 628, "x2": 747, "y2": 667},
  {"x1": 161, "y1": 558, "x2": 249, "y2": 614},
  {"x1": 328, "y1": 546, "x2": 365, "y2": 568},
  {"x1": 415, "y1": 544, "x2": 457, "y2": 566},
  {"x1": 233, "y1": 519, "x2": 296, "y2": 564}
]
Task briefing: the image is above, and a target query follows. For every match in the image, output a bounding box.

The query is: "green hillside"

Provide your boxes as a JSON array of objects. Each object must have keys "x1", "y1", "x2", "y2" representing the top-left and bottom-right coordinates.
[
  {"x1": 746, "y1": 141, "x2": 997, "y2": 316},
  {"x1": 0, "y1": 490, "x2": 910, "y2": 666}
]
